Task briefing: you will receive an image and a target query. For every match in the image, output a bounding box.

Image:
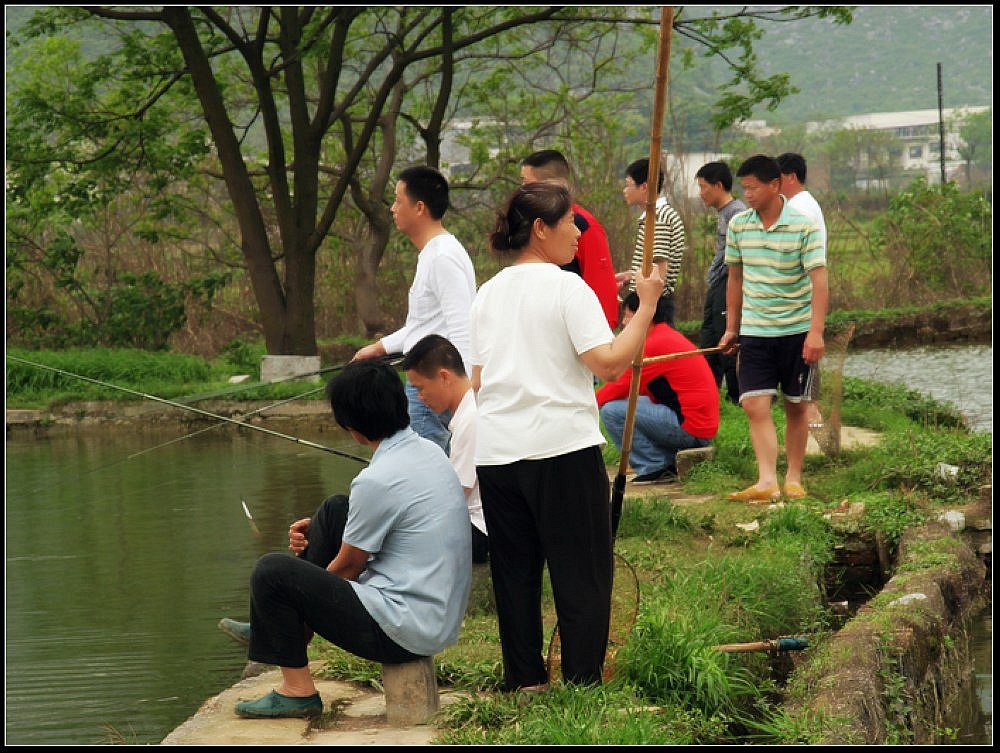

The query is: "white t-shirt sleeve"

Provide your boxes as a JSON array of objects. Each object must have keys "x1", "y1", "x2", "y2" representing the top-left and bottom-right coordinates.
[{"x1": 562, "y1": 275, "x2": 615, "y2": 355}]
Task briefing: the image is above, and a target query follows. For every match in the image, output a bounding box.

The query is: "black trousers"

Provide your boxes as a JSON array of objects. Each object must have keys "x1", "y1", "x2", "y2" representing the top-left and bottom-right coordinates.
[
  {"x1": 699, "y1": 276, "x2": 740, "y2": 404},
  {"x1": 477, "y1": 445, "x2": 613, "y2": 690},
  {"x1": 246, "y1": 494, "x2": 420, "y2": 668}
]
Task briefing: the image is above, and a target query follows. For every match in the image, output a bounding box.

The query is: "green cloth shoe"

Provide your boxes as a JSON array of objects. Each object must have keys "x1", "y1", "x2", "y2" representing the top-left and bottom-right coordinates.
[
  {"x1": 218, "y1": 618, "x2": 252, "y2": 646},
  {"x1": 235, "y1": 689, "x2": 323, "y2": 718}
]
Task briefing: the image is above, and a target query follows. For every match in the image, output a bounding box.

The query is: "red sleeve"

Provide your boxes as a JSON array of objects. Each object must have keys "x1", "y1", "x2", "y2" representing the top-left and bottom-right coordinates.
[{"x1": 574, "y1": 206, "x2": 619, "y2": 328}]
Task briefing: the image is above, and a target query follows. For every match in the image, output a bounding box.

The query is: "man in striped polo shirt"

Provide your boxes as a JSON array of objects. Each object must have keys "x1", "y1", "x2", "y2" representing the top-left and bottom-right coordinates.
[
  {"x1": 616, "y1": 157, "x2": 686, "y2": 326},
  {"x1": 717, "y1": 154, "x2": 828, "y2": 503}
]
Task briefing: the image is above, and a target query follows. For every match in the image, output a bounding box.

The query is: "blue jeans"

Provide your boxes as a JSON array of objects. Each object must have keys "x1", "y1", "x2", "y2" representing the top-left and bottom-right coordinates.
[
  {"x1": 405, "y1": 380, "x2": 452, "y2": 453},
  {"x1": 600, "y1": 396, "x2": 710, "y2": 476}
]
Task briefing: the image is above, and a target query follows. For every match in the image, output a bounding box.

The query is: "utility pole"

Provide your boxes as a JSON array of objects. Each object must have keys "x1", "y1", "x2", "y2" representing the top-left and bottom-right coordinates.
[{"x1": 936, "y1": 62, "x2": 946, "y2": 185}]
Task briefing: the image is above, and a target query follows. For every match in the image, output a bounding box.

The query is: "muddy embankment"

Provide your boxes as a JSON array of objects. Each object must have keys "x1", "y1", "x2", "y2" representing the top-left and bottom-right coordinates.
[{"x1": 794, "y1": 486, "x2": 991, "y2": 744}]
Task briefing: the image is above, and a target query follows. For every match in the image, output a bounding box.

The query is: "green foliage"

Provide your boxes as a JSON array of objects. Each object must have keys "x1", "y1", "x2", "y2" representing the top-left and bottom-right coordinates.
[
  {"x1": 840, "y1": 376, "x2": 968, "y2": 432},
  {"x1": 619, "y1": 608, "x2": 761, "y2": 715},
  {"x1": 220, "y1": 339, "x2": 266, "y2": 374},
  {"x1": 5, "y1": 347, "x2": 212, "y2": 402},
  {"x1": 870, "y1": 179, "x2": 992, "y2": 299},
  {"x1": 438, "y1": 682, "x2": 728, "y2": 745},
  {"x1": 857, "y1": 492, "x2": 925, "y2": 545},
  {"x1": 7, "y1": 270, "x2": 230, "y2": 350}
]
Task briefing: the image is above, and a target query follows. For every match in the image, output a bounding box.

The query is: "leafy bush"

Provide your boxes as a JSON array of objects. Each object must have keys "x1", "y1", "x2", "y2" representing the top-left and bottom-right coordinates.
[
  {"x1": 6, "y1": 347, "x2": 212, "y2": 400},
  {"x1": 870, "y1": 179, "x2": 991, "y2": 300}
]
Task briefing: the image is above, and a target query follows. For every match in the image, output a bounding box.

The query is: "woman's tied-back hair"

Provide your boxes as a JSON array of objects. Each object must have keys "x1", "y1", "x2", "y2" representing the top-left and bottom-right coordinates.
[
  {"x1": 490, "y1": 182, "x2": 573, "y2": 255},
  {"x1": 326, "y1": 360, "x2": 409, "y2": 441}
]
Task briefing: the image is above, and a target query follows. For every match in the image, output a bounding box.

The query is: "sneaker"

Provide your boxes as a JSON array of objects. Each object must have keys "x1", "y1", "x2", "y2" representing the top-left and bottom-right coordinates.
[
  {"x1": 234, "y1": 689, "x2": 322, "y2": 718},
  {"x1": 631, "y1": 466, "x2": 678, "y2": 485},
  {"x1": 219, "y1": 618, "x2": 252, "y2": 646}
]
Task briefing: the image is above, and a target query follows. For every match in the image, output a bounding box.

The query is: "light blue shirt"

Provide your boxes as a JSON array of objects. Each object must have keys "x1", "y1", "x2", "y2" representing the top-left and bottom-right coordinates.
[{"x1": 345, "y1": 427, "x2": 471, "y2": 656}]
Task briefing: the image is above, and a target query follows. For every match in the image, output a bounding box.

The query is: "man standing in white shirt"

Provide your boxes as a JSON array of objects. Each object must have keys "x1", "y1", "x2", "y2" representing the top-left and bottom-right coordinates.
[
  {"x1": 777, "y1": 153, "x2": 826, "y2": 251},
  {"x1": 353, "y1": 166, "x2": 477, "y2": 452},
  {"x1": 777, "y1": 153, "x2": 827, "y2": 428},
  {"x1": 402, "y1": 333, "x2": 488, "y2": 564}
]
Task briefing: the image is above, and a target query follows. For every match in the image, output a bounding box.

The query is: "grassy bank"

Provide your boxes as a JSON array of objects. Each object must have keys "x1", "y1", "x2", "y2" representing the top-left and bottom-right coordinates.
[{"x1": 304, "y1": 380, "x2": 989, "y2": 744}]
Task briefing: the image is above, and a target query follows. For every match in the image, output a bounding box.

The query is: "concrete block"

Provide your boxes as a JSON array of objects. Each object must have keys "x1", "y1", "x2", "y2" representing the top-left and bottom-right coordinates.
[
  {"x1": 675, "y1": 445, "x2": 715, "y2": 479},
  {"x1": 259, "y1": 355, "x2": 321, "y2": 384},
  {"x1": 382, "y1": 656, "x2": 439, "y2": 726}
]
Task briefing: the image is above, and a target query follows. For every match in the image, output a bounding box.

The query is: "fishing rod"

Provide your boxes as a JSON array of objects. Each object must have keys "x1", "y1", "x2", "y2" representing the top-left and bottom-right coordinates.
[
  {"x1": 7, "y1": 354, "x2": 370, "y2": 464},
  {"x1": 641, "y1": 345, "x2": 728, "y2": 366},
  {"x1": 123, "y1": 355, "x2": 405, "y2": 462},
  {"x1": 123, "y1": 383, "x2": 327, "y2": 461}
]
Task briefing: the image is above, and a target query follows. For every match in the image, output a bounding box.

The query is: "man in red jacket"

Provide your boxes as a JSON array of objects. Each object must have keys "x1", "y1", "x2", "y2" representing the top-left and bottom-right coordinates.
[
  {"x1": 520, "y1": 149, "x2": 619, "y2": 328},
  {"x1": 597, "y1": 293, "x2": 720, "y2": 484}
]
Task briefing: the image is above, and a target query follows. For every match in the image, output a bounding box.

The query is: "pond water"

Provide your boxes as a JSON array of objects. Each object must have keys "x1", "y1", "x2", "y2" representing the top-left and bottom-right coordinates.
[
  {"x1": 4, "y1": 343, "x2": 993, "y2": 744},
  {"x1": 5, "y1": 424, "x2": 367, "y2": 744},
  {"x1": 842, "y1": 342, "x2": 992, "y2": 433}
]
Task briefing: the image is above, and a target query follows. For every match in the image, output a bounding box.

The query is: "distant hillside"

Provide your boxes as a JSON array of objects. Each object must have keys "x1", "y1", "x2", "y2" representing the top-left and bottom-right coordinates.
[
  {"x1": 746, "y1": 5, "x2": 992, "y2": 122},
  {"x1": 5, "y1": 5, "x2": 992, "y2": 128}
]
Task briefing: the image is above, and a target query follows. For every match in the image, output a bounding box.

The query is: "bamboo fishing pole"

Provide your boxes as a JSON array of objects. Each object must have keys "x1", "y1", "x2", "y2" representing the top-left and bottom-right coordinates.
[
  {"x1": 641, "y1": 345, "x2": 726, "y2": 366},
  {"x1": 6, "y1": 354, "x2": 370, "y2": 464},
  {"x1": 611, "y1": 5, "x2": 674, "y2": 537}
]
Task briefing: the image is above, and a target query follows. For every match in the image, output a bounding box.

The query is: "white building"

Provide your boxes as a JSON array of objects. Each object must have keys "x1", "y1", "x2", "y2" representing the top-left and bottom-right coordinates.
[{"x1": 806, "y1": 106, "x2": 990, "y2": 184}]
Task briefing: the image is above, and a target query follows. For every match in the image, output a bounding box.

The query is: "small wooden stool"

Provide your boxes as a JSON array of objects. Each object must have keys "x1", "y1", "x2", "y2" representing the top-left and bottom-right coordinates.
[{"x1": 381, "y1": 656, "x2": 439, "y2": 726}]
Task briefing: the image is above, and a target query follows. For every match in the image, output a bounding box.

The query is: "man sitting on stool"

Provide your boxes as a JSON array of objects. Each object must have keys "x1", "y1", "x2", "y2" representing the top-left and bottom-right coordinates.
[
  {"x1": 598, "y1": 293, "x2": 720, "y2": 484},
  {"x1": 220, "y1": 360, "x2": 471, "y2": 719}
]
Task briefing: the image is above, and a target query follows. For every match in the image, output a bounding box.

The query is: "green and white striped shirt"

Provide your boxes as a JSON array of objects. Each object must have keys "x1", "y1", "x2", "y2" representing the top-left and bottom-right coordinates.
[{"x1": 724, "y1": 199, "x2": 826, "y2": 337}]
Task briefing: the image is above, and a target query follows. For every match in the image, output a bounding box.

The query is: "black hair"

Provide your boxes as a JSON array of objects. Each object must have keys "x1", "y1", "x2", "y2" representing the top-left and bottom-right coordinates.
[
  {"x1": 695, "y1": 161, "x2": 734, "y2": 192},
  {"x1": 621, "y1": 291, "x2": 672, "y2": 325},
  {"x1": 398, "y1": 165, "x2": 449, "y2": 220},
  {"x1": 490, "y1": 181, "x2": 573, "y2": 255},
  {"x1": 400, "y1": 334, "x2": 467, "y2": 378},
  {"x1": 520, "y1": 149, "x2": 571, "y2": 182},
  {"x1": 736, "y1": 154, "x2": 782, "y2": 184},
  {"x1": 776, "y1": 152, "x2": 808, "y2": 183},
  {"x1": 326, "y1": 360, "x2": 409, "y2": 441},
  {"x1": 625, "y1": 157, "x2": 665, "y2": 192}
]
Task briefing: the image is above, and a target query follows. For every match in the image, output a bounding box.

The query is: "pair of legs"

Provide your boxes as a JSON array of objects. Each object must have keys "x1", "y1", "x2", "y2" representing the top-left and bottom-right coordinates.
[
  {"x1": 600, "y1": 396, "x2": 710, "y2": 477},
  {"x1": 734, "y1": 333, "x2": 816, "y2": 496},
  {"x1": 699, "y1": 276, "x2": 740, "y2": 404},
  {"x1": 477, "y1": 446, "x2": 612, "y2": 691},
  {"x1": 246, "y1": 495, "x2": 420, "y2": 700},
  {"x1": 405, "y1": 380, "x2": 452, "y2": 453}
]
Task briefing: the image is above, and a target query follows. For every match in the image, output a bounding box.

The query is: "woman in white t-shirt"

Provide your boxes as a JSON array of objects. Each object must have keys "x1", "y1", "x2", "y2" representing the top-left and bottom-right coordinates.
[{"x1": 470, "y1": 181, "x2": 663, "y2": 691}]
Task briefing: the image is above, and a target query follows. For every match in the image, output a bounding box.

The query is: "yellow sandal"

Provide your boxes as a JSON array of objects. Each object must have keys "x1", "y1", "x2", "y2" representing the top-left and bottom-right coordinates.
[{"x1": 727, "y1": 484, "x2": 781, "y2": 503}]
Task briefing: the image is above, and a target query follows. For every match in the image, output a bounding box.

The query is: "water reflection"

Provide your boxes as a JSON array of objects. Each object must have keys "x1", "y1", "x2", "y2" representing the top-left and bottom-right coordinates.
[
  {"x1": 5, "y1": 425, "x2": 365, "y2": 744},
  {"x1": 843, "y1": 343, "x2": 992, "y2": 433}
]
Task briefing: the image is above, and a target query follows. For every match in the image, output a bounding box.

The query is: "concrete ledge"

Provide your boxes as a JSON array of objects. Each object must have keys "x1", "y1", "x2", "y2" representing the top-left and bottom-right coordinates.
[
  {"x1": 791, "y1": 519, "x2": 989, "y2": 744},
  {"x1": 260, "y1": 355, "x2": 321, "y2": 384}
]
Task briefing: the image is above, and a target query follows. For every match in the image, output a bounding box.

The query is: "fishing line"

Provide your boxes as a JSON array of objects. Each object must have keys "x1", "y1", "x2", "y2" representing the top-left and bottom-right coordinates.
[{"x1": 7, "y1": 355, "x2": 370, "y2": 464}]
